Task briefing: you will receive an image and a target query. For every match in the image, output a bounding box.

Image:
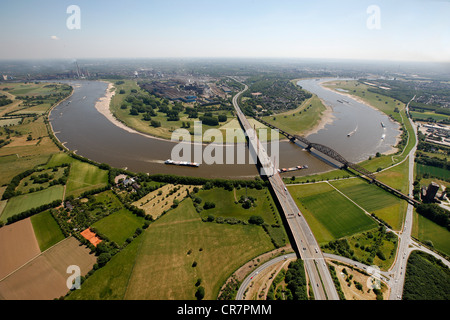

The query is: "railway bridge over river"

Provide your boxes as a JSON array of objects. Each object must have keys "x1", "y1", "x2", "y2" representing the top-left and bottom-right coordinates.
[{"x1": 254, "y1": 116, "x2": 420, "y2": 206}]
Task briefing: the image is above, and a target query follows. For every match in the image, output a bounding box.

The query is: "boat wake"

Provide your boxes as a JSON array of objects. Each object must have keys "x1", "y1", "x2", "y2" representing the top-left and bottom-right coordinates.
[{"x1": 347, "y1": 124, "x2": 358, "y2": 137}]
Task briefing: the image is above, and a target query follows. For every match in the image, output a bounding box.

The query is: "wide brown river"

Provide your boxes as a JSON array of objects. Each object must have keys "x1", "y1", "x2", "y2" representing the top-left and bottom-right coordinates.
[{"x1": 49, "y1": 79, "x2": 399, "y2": 179}]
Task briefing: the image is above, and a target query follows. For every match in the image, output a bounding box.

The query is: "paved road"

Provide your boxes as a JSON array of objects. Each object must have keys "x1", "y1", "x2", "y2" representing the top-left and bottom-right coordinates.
[
  {"x1": 231, "y1": 80, "x2": 339, "y2": 300},
  {"x1": 387, "y1": 96, "x2": 449, "y2": 299},
  {"x1": 236, "y1": 253, "x2": 297, "y2": 300},
  {"x1": 233, "y1": 92, "x2": 450, "y2": 301}
]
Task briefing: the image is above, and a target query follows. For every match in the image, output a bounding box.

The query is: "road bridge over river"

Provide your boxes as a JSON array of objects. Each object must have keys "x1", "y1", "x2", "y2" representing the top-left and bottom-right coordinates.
[{"x1": 232, "y1": 81, "x2": 339, "y2": 300}]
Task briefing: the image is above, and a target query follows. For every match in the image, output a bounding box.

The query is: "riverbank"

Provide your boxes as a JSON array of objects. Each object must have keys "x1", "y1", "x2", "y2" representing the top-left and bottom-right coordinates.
[{"x1": 302, "y1": 96, "x2": 335, "y2": 138}]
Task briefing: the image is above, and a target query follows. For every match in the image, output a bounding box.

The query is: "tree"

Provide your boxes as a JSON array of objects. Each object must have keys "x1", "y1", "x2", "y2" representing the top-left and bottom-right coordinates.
[
  {"x1": 167, "y1": 109, "x2": 180, "y2": 121},
  {"x1": 248, "y1": 215, "x2": 264, "y2": 225},
  {"x1": 151, "y1": 120, "x2": 161, "y2": 128},
  {"x1": 97, "y1": 253, "x2": 111, "y2": 267},
  {"x1": 203, "y1": 201, "x2": 215, "y2": 210},
  {"x1": 195, "y1": 286, "x2": 205, "y2": 300}
]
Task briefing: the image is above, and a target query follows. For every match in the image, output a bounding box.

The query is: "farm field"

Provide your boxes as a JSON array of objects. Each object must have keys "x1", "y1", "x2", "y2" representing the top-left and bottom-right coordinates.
[
  {"x1": 30, "y1": 211, "x2": 65, "y2": 252},
  {"x1": 67, "y1": 198, "x2": 275, "y2": 300},
  {"x1": 0, "y1": 83, "x2": 71, "y2": 186},
  {"x1": 329, "y1": 178, "x2": 405, "y2": 230},
  {"x1": 375, "y1": 158, "x2": 410, "y2": 194},
  {"x1": 0, "y1": 185, "x2": 64, "y2": 223},
  {"x1": 287, "y1": 182, "x2": 378, "y2": 244},
  {"x1": 0, "y1": 218, "x2": 40, "y2": 279},
  {"x1": 403, "y1": 251, "x2": 450, "y2": 300},
  {"x1": 0, "y1": 237, "x2": 96, "y2": 300}
]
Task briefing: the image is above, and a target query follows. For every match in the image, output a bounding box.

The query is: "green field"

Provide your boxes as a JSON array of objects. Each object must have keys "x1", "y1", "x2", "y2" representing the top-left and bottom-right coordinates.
[
  {"x1": 45, "y1": 153, "x2": 77, "y2": 167},
  {"x1": 261, "y1": 94, "x2": 327, "y2": 137},
  {"x1": 16, "y1": 167, "x2": 66, "y2": 195},
  {"x1": 413, "y1": 209, "x2": 450, "y2": 257},
  {"x1": 0, "y1": 185, "x2": 64, "y2": 222},
  {"x1": 92, "y1": 192, "x2": 146, "y2": 245},
  {"x1": 65, "y1": 161, "x2": 109, "y2": 198},
  {"x1": 197, "y1": 187, "x2": 282, "y2": 225},
  {"x1": 288, "y1": 183, "x2": 378, "y2": 244},
  {"x1": 375, "y1": 158, "x2": 410, "y2": 194},
  {"x1": 67, "y1": 198, "x2": 275, "y2": 300},
  {"x1": 410, "y1": 111, "x2": 449, "y2": 122},
  {"x1": 329, "y1": 178, "x2": 405, "y2": 230},
  {"x1": 30, "y1": 210, "x2": 65, "y2": 251},
  {"x1": 416, "y1": 163, "x2": 450, "y2": 181}
]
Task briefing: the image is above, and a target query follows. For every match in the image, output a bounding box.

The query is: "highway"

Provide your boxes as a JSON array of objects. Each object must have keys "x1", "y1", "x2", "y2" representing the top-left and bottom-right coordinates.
[
  {"x1": 388, "y1": 96, "x2": 418, "y2": 300},
  {"x1": 233, "y1": 91, "x2": 450, "y2": 301},
  {"x1": 231, "y1": 80, "x2": 339, "y2": 300}
]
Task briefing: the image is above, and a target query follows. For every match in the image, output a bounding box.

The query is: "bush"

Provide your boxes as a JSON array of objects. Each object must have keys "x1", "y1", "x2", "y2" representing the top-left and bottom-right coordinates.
[
  {"x1": 203, "y1": 201, "x2": 215, "y2": 210},
  {"x1": 97, "y1": 253, "x2": 111, "y2": 267}
]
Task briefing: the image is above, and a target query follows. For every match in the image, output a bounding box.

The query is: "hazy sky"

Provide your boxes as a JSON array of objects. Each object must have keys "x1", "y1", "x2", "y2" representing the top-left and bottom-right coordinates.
[{"x1": 0, "y1": 0, "x2": 449, "y2": 62}]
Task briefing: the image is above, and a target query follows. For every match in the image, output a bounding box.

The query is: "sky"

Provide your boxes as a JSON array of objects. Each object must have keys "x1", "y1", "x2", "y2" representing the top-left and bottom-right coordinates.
[{"x1": 0, "y1": 0, "x2": 449, "y2": 62}]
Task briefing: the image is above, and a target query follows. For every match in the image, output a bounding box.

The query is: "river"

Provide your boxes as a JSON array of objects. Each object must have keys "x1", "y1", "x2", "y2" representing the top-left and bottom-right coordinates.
[{"x1": 49, "y1": 78, "x2": 400, "y2": 179}]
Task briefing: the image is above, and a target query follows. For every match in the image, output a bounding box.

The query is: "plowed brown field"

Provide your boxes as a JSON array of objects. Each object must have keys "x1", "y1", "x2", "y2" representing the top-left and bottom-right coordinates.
[
  {"x1": 0, "y1": 237, "x2": 96, "y2": 300},
  {"x1": 0, "y1": 219, "x2": 40, "y2": 280}
]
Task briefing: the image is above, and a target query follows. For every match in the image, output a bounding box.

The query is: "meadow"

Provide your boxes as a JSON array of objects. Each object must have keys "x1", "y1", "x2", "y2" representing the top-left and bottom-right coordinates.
[
  {"x1": 262, "y1": 94, "x2": 327, "y2": 137},
  {"x1": 412, "y1": 209, "x2": 450, "y2": 257},
  {"x1": 0, "y1": 185, "x2": 64, "y2": 223},
  {"x1": 67, "y1": 198, "x2": 275, "y2": 300},
  {"x1": 65, "y1": 161, "x2": 109, "y2": 198},
  {"x1": 196, "y1": 186, "x2": 282, "y2": 225},
  {"x1": 92, "y1": 191, "x2": 146, "y2": 245}
]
